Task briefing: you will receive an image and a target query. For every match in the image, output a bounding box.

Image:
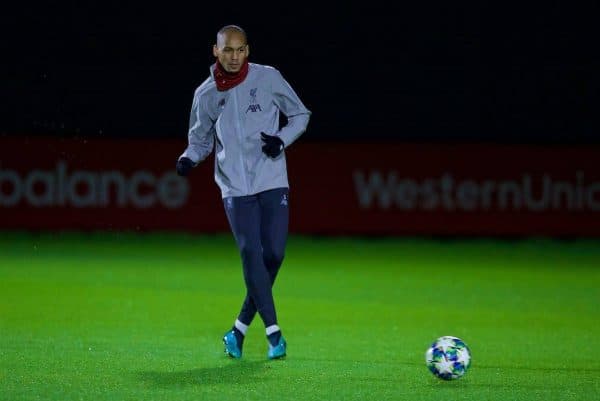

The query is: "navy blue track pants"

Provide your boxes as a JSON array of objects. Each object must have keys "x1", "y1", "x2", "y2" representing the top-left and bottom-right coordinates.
[{"x1": 223, "y1": 187, "x2": 289, "y2": 328}]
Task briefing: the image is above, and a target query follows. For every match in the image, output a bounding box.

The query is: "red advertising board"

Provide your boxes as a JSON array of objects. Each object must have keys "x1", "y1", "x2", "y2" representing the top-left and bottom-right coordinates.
[{"x1": 1, "y1": 136, "x2": 599, "y2": 236}]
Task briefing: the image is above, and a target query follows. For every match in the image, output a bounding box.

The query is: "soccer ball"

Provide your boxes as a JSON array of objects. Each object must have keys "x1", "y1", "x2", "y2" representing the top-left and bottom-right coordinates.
[{"x1": 425, "y1": 336, "x2": 471, "y2": 380}]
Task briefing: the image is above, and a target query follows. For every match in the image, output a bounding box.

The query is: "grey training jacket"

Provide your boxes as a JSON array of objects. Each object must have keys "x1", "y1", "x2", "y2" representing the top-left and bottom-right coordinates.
[{"x1": 179, "y1": 62, "x2": 311, "y2": 198}]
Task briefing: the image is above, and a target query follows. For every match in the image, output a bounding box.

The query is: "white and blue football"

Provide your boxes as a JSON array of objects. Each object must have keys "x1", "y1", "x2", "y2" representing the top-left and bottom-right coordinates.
[{"x1": 425, "y1": 336, "x2": 471, "y2": 380}]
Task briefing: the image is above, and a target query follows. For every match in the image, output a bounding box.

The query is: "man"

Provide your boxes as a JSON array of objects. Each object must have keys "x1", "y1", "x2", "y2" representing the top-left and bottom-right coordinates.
[{"x1": 176, "y1": 25, "x2": 310, "y2": 360}]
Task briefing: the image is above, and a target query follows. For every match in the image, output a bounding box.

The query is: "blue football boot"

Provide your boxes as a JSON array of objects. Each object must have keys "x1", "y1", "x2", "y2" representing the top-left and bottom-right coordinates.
[
  {"x1": 267, "y1": 335, "x2": 287, "y2": 360},
  {"x1": 223, "y1": 330, "x2": 242, "y2": 359}
]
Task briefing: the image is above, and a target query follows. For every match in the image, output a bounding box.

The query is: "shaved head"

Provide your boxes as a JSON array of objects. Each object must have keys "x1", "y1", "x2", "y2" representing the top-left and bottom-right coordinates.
[
  {"x1": 213, "y1": 25, "x2": 249, "y2": 73},
  {"x1": 216, "y1": 25, "x2": 247, "y2": 48}
]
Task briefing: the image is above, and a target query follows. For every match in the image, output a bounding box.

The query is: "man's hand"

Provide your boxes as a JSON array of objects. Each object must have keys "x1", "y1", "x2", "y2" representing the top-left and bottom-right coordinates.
[
  {"x1": 261, "y1": 132, "x2": 284, "y2": 158},
  {"x1": 176, "y1": 157, "x2": 194, "y2": 177}
]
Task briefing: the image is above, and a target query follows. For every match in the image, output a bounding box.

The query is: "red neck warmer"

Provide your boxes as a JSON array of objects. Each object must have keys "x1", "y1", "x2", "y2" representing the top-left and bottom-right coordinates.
[{"x1": 214, "y1": 59, "x2": 249, "y2": 91}]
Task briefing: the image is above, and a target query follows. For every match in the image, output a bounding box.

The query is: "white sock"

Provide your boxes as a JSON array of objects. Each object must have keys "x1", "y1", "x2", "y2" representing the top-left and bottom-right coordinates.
[
  {"x1": 234, "y1": 319, "x2": 248, "y2": 336},
  {"x1": 266, "y1": 324, "x2": 280, "y2": 336}
]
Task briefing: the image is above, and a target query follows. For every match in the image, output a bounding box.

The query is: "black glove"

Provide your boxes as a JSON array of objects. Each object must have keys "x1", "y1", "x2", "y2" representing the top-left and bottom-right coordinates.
[
  {"x1": 261, "y1": 132, "x2": 284, "y2": 158},
  {"x1": 176, "y1": 157, "x2": 194, "y2": 177}
]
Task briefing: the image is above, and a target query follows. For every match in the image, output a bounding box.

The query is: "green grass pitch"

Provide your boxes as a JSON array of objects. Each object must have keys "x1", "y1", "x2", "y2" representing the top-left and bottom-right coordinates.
[{"x1": 1, "y1": 232, "x2": 599, "y2": 400}]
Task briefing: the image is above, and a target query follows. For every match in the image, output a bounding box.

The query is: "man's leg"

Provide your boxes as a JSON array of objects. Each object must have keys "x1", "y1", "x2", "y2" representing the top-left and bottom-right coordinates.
[
  {"x1": 259, "y1": 187, "x2": 289, "y2": 280},
  {"x1": 223, "y1": 194, "x2": 279, "y2": 329},
  {"x1": 258, "y1": 188, "x2": 289, "y2": 358},
  {"x1": 235, "y1": 188, "x2": 289, "y2": 327}
]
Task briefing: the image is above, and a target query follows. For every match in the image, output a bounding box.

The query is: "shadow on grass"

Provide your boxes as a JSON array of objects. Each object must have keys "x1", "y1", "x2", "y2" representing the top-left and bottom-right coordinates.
[
  {"x1": 295, "y1": 357, "x2": 600, "y2": 374},
  {"x1": 138, "y1": 360, "x2": 273, "y2": 387},
  {"x1": 473, "y1": 364, "x2": 600, "y2": 374}
]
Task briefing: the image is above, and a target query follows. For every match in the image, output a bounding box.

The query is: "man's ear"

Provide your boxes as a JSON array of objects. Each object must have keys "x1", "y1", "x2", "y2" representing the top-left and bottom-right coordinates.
[
  {"x1": 246, "y1": 45, "x2": 250, "y2": 58},
  {"x1": 212, "y1": 45, "x2": 218, "y2": 57}
]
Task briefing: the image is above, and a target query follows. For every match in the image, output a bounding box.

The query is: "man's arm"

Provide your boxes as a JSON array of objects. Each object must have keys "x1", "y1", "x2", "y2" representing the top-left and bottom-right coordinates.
[
  {"x1": 271, "y1": 70, "x2": 311, "y2": 147},
  {"x1": 179, "y1": 90, "x2": 215, "y2": 167}
]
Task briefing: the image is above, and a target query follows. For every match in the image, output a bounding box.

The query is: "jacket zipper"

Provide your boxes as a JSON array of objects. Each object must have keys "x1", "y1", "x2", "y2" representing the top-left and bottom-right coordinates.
[{"x1": 232, "y1": 87, "x2": 250, "y2": 194}]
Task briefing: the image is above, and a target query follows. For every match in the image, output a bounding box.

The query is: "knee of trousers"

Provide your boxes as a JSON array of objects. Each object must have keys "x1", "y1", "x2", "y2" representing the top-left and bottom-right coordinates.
[
  {"x1": 237, "y1": 236, "x2": 259, "y2": 256},
  {"x1": 263, "y1": 249, "x2": 285, "y2": 270},
  {"x1": 239, "y1": 243, "x2": 266, "y2": 268},
  {"x1": 240, "y1": 244, "x2": 262, "y2": 265}
]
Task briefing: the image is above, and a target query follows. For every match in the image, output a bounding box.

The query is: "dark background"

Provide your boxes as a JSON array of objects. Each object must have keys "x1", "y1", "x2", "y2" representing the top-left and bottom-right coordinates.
[{"x1": 2, "y1": 3, "x2": 597, "y2": 143}]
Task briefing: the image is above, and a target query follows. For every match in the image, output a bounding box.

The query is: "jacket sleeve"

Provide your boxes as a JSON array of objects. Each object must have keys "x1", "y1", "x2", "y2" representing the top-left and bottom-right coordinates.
[
  {"x1": 271, "y1": 70, "x2": 311, "y2": 147},
  {"x1": 179, "y1": 91, "x2": 215, "y2": 163}
]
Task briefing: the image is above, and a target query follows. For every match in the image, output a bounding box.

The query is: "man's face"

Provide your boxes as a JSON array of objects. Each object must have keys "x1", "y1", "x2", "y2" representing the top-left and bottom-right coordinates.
[{"x1": 213, "y1": 31, "x2": 249, "y2": 73}]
